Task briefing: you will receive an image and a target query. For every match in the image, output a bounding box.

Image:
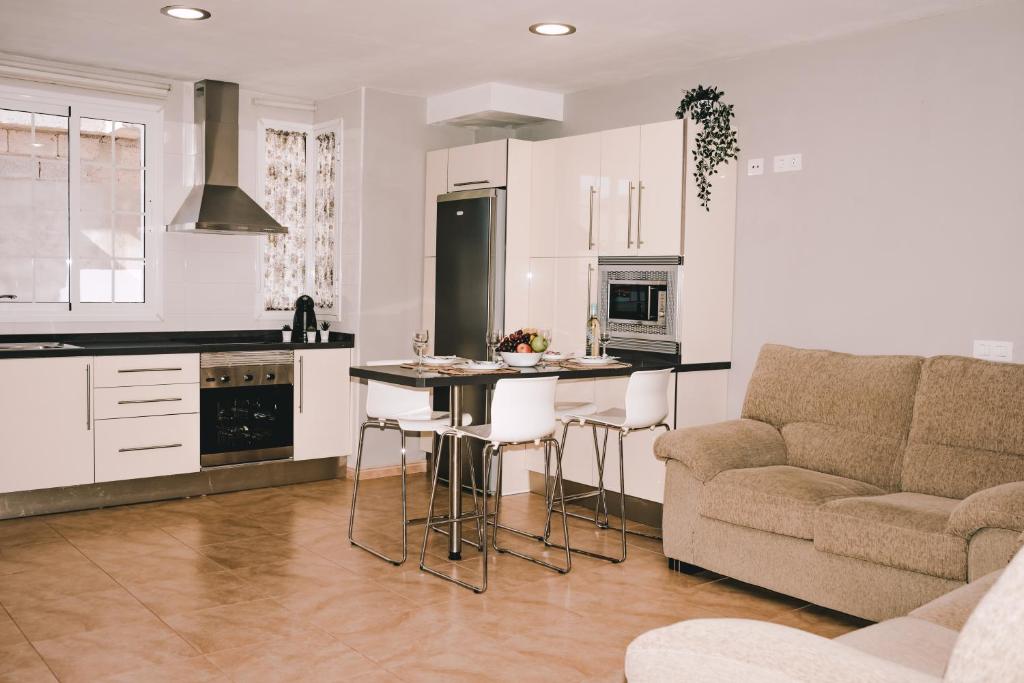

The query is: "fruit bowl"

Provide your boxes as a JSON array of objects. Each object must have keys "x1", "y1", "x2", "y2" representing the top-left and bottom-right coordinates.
[{"x1": 500, "y1": 351, "x2": 542, "y2": 367}]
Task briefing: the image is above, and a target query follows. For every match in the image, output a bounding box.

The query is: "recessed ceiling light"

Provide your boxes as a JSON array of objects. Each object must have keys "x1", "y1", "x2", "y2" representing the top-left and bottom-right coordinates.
[
  {"x1": 160, "y1": 5, "x2": 211, "y2": 20},
  {"x1": 529, "y1": 23, "x2": 576, "y2": 36}
]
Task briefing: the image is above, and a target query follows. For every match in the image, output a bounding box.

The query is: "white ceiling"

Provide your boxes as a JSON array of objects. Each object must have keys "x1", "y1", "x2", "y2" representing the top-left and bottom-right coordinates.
[{"x1": 0, "y1": 0, "x2": 986, "y2": 99}]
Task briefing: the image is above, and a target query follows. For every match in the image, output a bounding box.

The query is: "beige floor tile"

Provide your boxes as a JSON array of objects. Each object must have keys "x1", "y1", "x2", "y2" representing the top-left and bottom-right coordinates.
[
  {"x1": 0, "y1": 607, "x2": 26, "y2": 647},
  {"x1": 205, "y1": 631, "x2": 379, "y2": 682},
  {"x1": 273, "y1": 580, "x2": 417, "y2": 638},
  {"x1": 0, "y1": 541, "x2": 91, "y2": 577},
  {"x1": 195, "y1": 533, "x2": 323, "y2": 570},
  {"x1": 95, "y1": 656, "x2": 227, "y2": 682},
  {"x1": 0, "y1": 519, "x2": 62, "y2": 549},
  {"x1": 0, "y1": 563, "x2": 119, "y2": 611},
  {"x1": 92, "y1": 545, "x2": 228, "y2": 584},
  {"x1": 229, "y1": 555, "x2": 361, "y2": 598},
  {"x1": 682, "y1": 578, "x2": 808, "y2": 620},
  {"x1": 6, "y1": 587, "x2": 159, "y2": 642},
  {"x1": 121, "y1": 570, "x2": 268, "y2": 618},
  {"x1": 33, "y1": 620, "x2": 198, "y2": 683},
  {"x1": 0, "y1": 641, "x2": 57, "y2": 682},
  {"x1": 65, "y1": 527, "x2": 193, "y2": 563},
  {"x1": 770, "y1": 604, "x2": 874, "y2": 638},
  {"x1": 44, "y1": 507, "x2": 153, "y2": 536},
  {"x1": 163, "y1": 598, "x2": 329, "y2": 654},
  {"x1": 349, "y1": 670, "x2": 405, "y2": 683},
  {"x1": 160, "y1": 516, "x2": 274, "y2": 548}
]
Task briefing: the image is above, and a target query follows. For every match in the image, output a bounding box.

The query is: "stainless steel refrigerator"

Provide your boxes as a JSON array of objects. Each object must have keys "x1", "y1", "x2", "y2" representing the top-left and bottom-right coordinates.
[{"x1": 433, "y1": 188, "x2": 506, "y2": 487}]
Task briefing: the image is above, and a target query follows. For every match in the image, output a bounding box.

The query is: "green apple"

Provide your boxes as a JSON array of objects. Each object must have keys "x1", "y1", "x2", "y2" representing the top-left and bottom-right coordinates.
[{"x1": 530, "y1": 335, "x2": 549, "y2": 352}]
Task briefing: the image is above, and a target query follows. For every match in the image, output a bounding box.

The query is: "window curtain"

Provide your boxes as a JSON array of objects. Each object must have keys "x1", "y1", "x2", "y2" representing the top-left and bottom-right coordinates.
[
  {"x1": 313, "y1": 131, "x2": 336, "y2": 310},
  {"x1": 262, "y1": 128, "x2": 307, "y2": 311}
]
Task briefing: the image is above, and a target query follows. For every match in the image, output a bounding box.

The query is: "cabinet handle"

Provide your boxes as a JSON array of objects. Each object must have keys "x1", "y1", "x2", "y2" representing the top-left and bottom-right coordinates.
[
  {"x1": 637, "y1": 182, "x2": 645, "y2": 247},
  {"x1": 298, "y1": 356, "x2": 304, "y2": 414},
  {"x1": 453, "y1": 180, "x2": 489, "y2": 187},
  {"x1": 117, "y1": 397, "x2": 183, "y2": 405},
  {"x1": 85, "y1": 364, "x2": 91, "y2": 430},
  {"x1": 118, "y1": 367, "x2": 182, "y2": 373},
  {"x1": 587, "y1": 186, "x2": 597, "y2": 250},
  {"x1": 0, "y1": 294, "x2": 16, "y2": 300},
  {"x1": 626, "y1": 182, "x2": 636, "y2": 248},
  {"x1": 587, "y1": 263, "x2": 594, "y2": 313},
  {"x1": 118, "y1": 443, "x2": 182, "y2": 453}
]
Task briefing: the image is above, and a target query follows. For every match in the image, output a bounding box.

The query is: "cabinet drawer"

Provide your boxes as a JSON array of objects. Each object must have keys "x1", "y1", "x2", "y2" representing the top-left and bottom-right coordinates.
[
  {"x1": 94, "y1": 384, "x2": 199, "y2": 420},
  {"x1": 94, "y1": 354, "x2": 199, "y2": 387},
  {"x1": 95, "y1": 414, "x2": 200, "y2": 483}
]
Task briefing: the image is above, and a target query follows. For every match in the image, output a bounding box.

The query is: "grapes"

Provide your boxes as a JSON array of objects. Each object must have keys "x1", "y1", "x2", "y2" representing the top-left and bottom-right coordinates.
[{"x1": 497, "y1": 329, "x2": 532, "y2": 352}]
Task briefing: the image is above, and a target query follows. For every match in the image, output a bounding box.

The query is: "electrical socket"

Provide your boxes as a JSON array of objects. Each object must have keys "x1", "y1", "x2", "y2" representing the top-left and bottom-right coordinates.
[
  {"x1": 973, "y1": 340, "x2": 1014, "y2": 362},
  {"x1": 747, "y1": 158, "x2": 764, "y2": 176},
  {"x1": 773, "y1": 153, "x2": 802, "y2": 173}
]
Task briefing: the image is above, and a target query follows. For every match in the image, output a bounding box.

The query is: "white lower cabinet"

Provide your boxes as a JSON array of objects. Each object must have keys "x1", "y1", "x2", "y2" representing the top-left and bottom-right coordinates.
[
  {"x1": 0, "y1": 357, "x2": 95, "y2": 494},
  {"x1": 294, "y1": 348, "x2": 353, "y2": 461},
  {"x1": 95, "y1": 413, "x2": 199, "y2": 483}
]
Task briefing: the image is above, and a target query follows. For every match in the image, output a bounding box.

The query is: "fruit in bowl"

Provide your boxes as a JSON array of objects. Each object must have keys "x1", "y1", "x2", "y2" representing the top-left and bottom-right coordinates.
[{"x1": 497, "y1": 329, "x2": 548, "y2": 367}]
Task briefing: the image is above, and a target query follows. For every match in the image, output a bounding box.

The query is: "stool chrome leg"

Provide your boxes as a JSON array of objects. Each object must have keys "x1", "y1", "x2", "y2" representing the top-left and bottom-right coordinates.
[
  {"x1": 491, "y1": 439, "x2": 571, "y2": 574},
  {"x1": 418, "y1": 435, "x2": 489, "y2": 593},
  {"x1": 348, "y1": 420, "x2": 409, "y2": 566}
]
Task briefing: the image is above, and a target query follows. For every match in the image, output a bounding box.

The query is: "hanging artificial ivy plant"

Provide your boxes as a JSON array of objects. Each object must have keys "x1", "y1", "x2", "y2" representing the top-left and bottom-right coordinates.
[{"x1": 675, "y1": 85, "x2": 740, "y2": 210}]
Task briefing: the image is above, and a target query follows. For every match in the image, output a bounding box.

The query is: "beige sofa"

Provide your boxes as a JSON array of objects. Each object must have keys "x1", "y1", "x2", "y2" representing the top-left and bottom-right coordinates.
[
  {"x1": 655, "y1": 344, "x2": 1024, "y2": 621},
  {"x1": 625, "y1": 549, "x2": 1024, "y2": 682}
]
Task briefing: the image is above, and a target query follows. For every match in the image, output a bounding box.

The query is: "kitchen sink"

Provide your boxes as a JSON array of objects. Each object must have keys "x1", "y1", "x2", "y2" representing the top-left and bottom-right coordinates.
[{"x1": 0, "y1": 341, "x2": 81, "y2": 351}]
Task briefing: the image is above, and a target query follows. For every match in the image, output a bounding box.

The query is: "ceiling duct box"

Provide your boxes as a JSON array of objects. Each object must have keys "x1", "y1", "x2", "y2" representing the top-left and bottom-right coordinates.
[{"x1": 427, "y1": 83, "x2": 563, "y2": 128}]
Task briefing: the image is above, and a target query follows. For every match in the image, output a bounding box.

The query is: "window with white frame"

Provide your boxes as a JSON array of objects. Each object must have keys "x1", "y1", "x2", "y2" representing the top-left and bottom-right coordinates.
[
  {"x1": 259, "y1": 119, "x2": 340, "y2": 315},
  {"x1": 0, "y1": 92, "x2": 159, "y2": 317}
]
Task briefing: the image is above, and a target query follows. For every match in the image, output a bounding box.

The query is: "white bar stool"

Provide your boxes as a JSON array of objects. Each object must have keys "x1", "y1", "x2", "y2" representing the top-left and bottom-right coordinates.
[
  {"x1": 348, "y1": 360, "x2": 473, "y2": 566},
  {"x1": 546, "y1": 368, "x2": 673, "y2": 563},
  {"x1": 420, "y1": 376, "x2": 571, "y2": 593}
]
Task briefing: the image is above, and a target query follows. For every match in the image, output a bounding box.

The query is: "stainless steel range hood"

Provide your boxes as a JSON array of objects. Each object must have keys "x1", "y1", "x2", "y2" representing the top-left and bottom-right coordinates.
[{"x1": 167, "y1": 80, "x2": 286, "y2": 235}]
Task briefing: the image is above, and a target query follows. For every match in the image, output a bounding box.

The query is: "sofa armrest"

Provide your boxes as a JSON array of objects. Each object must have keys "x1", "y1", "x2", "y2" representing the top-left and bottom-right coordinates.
[
  {"x1": 653, "y1": 419, "x2": 787, "y2": 483},
  {"x1": 625, "y1": 618, "x2": 938, "y2": 683},
  {"x1": 947, "y1": 481, "x2": 1024, "y2": 540}
]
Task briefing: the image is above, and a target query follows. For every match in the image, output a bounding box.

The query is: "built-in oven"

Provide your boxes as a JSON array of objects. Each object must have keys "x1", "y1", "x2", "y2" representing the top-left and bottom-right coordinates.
[
  {"x1": 598, "y1": 256, "x2": 682, "y2": 356},
  {"x1": 199, "y1": 351, "x2": 294, "y2": 468}
]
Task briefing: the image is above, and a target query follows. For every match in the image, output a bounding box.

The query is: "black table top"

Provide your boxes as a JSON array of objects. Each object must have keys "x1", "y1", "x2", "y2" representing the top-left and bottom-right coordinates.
[{"x1": 349, "y1": 358, "x2": 722, "y2": 388}]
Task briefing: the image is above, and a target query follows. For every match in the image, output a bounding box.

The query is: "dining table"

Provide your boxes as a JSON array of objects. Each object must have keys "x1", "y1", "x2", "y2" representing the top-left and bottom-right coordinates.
[{"x1": 348, "y1": 356, "x2": 683, "y2": 562}]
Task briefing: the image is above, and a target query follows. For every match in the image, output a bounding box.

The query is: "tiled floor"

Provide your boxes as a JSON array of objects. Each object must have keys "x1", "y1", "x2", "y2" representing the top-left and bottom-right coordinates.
[{"x1": 0, "y1": 474, "x2": 871, "y2": 682}]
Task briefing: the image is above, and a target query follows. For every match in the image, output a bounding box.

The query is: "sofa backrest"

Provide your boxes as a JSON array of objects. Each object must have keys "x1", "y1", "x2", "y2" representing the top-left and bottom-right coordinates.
[
  {"x1": 902, "y1": 356, "x2": 1024, "y2": 499},
  {"x1": 741, "y1": 344, "x2": 924, "y2": 490}
]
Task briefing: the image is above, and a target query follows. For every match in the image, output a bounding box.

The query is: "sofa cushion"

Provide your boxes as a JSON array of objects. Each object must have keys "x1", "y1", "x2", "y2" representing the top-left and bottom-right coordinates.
[
  {"x1": 909, "y1": 568, "x2": 1003, "y2": 631},
  {"x1": 902, "y1": 356, "x2": 1024, "y2": 499},
  {"x1": 741, "y1": 345, "x2": 923, "y2": 490},
  {"x1": 699, "y1": 465, "x2": 885, "y2": 540},
  {"x1": 835, "y1": 617, "x2": 958, "y2": 678},
  {"x1": 815, "y1": 493, "x2": 966, "y2": 581}
]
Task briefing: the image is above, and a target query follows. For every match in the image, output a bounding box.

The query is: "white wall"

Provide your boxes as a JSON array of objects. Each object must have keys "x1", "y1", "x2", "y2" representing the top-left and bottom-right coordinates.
[{"x1": 519, "y1": 0, "x2": 1024, "y2": 417}]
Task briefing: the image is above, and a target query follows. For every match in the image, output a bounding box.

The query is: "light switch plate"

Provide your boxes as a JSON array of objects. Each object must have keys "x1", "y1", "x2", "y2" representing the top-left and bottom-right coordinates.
[
  {"x1": 773, "y1": 153, "x2": 802, "y2": 173},
  {"x1": 973, "y1": 340, "x2": 1013, "y2": 362},
  {"x1": 747, "y1": 158, "x2": 764, "y2": 176}
]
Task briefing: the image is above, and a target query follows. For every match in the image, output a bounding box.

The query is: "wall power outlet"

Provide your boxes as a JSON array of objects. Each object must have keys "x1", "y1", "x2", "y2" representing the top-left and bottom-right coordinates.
[
  {"x1": 973, "y1": 340, "x2": 1013, "y2": 362},
  {"x1": 773, "y1": 153, "x2": 802, "y2": 173}
]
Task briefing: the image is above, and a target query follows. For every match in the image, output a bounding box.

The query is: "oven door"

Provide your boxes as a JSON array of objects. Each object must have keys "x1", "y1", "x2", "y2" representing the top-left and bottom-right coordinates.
[
  {"x1": 608, "y1": 280, "x2": 667, "y2": 324},
  {"x1": 200, "y1": 384, "x2": 294, "y2": 468}
]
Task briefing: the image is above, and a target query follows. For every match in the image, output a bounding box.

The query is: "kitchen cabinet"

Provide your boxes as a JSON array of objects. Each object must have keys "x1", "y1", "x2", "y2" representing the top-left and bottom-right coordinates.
[
  {"x1": 93, "y1": 354, "x2": 199, "y2": 387},
  {"x1": 597, "y1": 126, "x2": 641, "y2": 255},
  {"x1": 95, "y1": 413, "x2": 199, "y2": 483},
  {"x1": 447, "y1": 139, "x2": 507, "y2": 192},
  {"x1": 530, "y1": 134, "x2": 601, "y2": 258},
  {"x1": 423, "y1": 149, "x2": 447, "y2": 258},
  {"x1": 0, "y1": 357, "x2": 95, "y2": 494},
  {"x1": 294, "y1": 348, "x2": 352, "y2": 461}
]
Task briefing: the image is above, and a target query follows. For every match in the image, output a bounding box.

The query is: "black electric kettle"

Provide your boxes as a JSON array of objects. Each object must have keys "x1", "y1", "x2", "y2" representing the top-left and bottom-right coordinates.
[{"x1": 291, "y1": 295, "x2": 318, "y2": 343}]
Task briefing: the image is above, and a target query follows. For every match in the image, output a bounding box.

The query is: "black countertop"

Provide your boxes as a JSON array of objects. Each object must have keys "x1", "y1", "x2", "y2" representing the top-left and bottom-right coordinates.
[{"x1": 0, "y1": 329, "x2": 355, "y2": 359}]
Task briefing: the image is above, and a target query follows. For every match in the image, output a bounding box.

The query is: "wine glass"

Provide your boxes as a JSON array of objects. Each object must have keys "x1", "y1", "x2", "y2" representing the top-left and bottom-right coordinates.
[
  {"x1": 486, "y1": 330, "x2": 503, "y2": 363},
  {"x1": 413, "y1": 329, "x2": 429, "y2": 366},
  {"x1": 599, "y1": 331, "x2": 611, "y2": 358}
]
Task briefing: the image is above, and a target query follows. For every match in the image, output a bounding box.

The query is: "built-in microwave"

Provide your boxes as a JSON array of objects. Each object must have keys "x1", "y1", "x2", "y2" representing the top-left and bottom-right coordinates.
[{"x1": 598, "y1": 256, "x2": 681, "y2": 355}]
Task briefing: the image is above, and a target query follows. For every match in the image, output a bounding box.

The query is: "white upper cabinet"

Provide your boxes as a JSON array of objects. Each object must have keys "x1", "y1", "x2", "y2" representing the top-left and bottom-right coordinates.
[
  {"x1": 423, "y1": 149, "x2": 448, "y2": 258},
  {"x1": 447, "y1": 139, "x2": 508, "y2": 192},
  {"x1": 598, "y1": 126, "x2": 641, "y2": 255},
  {"x1": 598, "y1": 119, "x2": 686, "y2": 257},
  {"x1": 294, "y1": 348, "x2": 353, "y2": 462},
  {"x1": 636, "y1": 119, "x2": 686, "y2": 256},
  {"x1": 0, "y1": 357, "x2": 95, "y2": 494},
  {"x1": 531, "y1": 133, "x2": 601, "y2": 258}
]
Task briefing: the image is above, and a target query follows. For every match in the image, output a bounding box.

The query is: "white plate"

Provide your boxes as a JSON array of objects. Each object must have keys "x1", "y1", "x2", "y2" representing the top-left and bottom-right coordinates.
[
  {"x1": 574, "y1": 355, "x2": 619, "y2": 366},
  {"x1": 421, "y1": 355, "x2": 458, "y2": 366},
  {"x1": 541, "y1": 351, "x2": 566, "y2": 361},
  {"x1": 464, "y1": 360, "x2": 503, "y2": 370}
]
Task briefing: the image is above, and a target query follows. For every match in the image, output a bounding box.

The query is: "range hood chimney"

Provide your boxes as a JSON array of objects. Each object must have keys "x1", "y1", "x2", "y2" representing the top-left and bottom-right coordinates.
[{"x1": 167, "y1": 80, "x2": 286, "y2": 235}]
